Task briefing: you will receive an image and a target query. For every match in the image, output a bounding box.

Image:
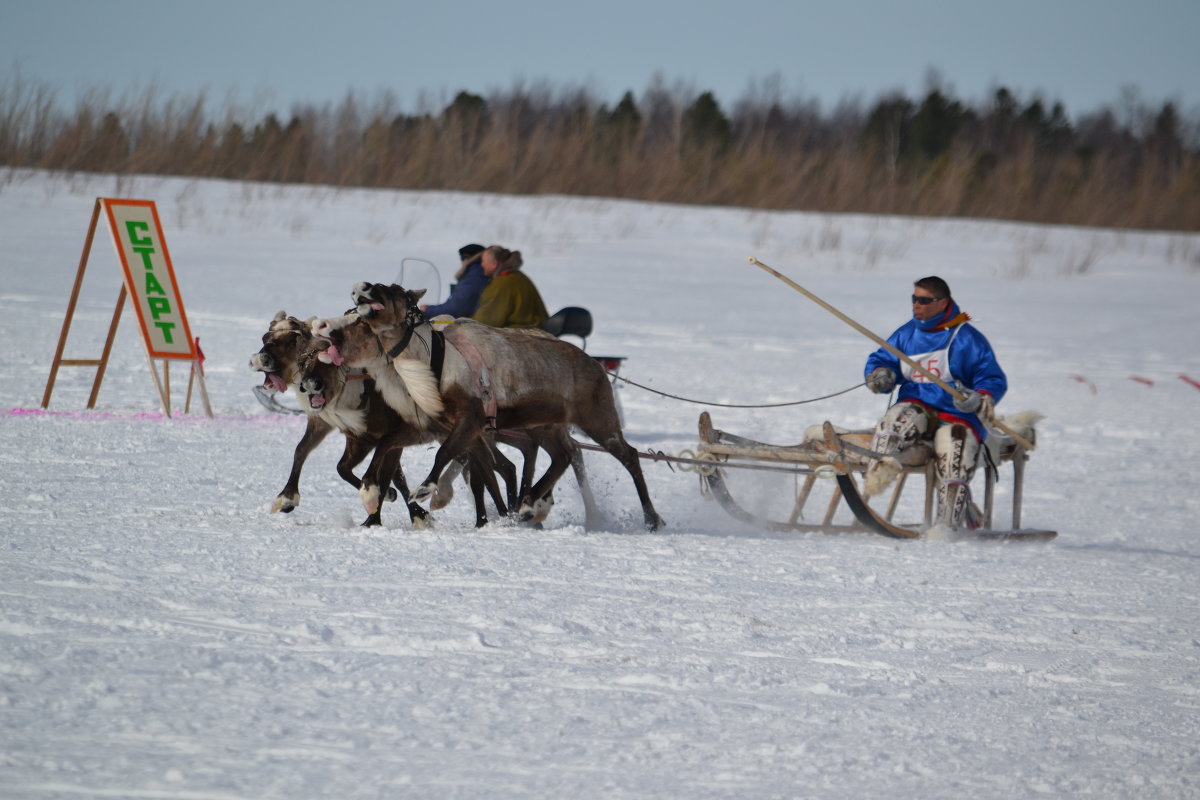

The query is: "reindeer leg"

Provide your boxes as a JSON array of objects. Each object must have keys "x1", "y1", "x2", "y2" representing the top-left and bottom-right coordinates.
[
  {"x1": 513, "y1": 436, "x2": 540, "y2": 507},
  {"x1": 568, "y1": 437, "x2": 603, "y2": 530},
  {"x1": 359, "y1": 428, "x2": 414, "y2": 519},
  {"x1": 489, "y1": 443, "x2": 521, "y2": 509},
  {"x1": 490, "y1": 432, "x2": 536, "y2": 504},
  {"x1": 413, "y1": 419, "x2": 482, "y2": 503},
  {"x1": 358, "y1": 443, "x2": 402, "y2": 527},
  {"x1": 431, "y1": 458, "x2": 464, "y2": 510},
  {"x1": 273, "y1": 416, "x2": 334, "y2": 513},
  {"x1": 388, "y1": 457, "x2": 431, "y2": 530},
  {"x1": 334, "y1": 434, "x2": 383, "y2": 493},
  {"x1": 582, "y1": 424, "x2": 664, "y2": 532},
  {"x1": 469, "y1": 443, "x2": 510, "y2": 520},
  {"x1": 520, "y1": 435, "x2": 573, "y2": 524},
  {"x1": 462, "y1": 451, "x2": 498, "y2": 527}
]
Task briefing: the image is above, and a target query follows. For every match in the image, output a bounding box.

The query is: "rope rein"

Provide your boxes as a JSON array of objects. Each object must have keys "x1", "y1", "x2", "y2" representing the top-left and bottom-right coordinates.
[{"x1": 604, "y1": 372, "x2": 867, "y2": 408}]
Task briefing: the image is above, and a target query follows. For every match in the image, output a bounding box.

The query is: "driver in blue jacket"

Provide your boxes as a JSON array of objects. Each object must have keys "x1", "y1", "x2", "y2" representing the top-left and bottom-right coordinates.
[
  {"x1": 420, "y1": 243, "x2": 489, "y2": 318},
  {"x1": 862, "y1": 276, "x2": 1007, "y2": 529}
]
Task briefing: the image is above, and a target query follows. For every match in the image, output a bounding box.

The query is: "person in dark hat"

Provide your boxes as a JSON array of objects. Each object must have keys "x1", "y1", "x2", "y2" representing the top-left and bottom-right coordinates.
[{"x1": 419, "y1": 243, "x2": 490, "y2": 318}]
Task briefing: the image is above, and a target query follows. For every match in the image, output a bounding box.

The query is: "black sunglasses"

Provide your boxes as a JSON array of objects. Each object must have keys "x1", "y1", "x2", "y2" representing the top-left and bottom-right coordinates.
[{"x1": 911, "y1": 295, "x2": 944, "y2": 306}]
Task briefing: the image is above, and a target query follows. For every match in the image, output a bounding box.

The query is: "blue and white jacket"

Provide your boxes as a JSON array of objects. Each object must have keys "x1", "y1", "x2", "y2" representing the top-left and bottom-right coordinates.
[{"x1": 864, "y1": 300, "x2": 1007, "y2": 441}]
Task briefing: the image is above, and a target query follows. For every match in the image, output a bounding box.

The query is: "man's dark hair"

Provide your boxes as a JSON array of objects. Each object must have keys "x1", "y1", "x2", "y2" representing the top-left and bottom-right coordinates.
[{"x1": 914, "y1": 276, "x2": 951, "y2": 300}]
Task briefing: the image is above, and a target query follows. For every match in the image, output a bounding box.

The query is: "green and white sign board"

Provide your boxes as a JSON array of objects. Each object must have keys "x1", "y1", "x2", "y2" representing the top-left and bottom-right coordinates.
[{"x1": 102, "y1": 198, "x2": 196, "y2": 359}]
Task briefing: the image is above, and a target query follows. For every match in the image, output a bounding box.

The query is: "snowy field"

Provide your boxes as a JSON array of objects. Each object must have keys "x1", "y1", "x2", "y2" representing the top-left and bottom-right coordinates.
[{"x1": 1, "y1": 169, "x2": 1199, "y2": 798}]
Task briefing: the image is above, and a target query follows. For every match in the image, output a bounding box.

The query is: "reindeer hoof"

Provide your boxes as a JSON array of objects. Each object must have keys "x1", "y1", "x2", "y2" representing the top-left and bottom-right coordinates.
[
  {"x1": 384, "y1": 487, "x2": 398, "y2": 503},
  {"x1": 272, "y1": 495, "x2": 297, "y2": 514},
  {"x1": 517, "y1": 491, "x2": 554, "y2": 523},
  {"x1": 430, "y1": 484, "x2": 453, "y2": 510},
  {"x1": 360, "y1": 485, "x2": 381, "y2": 514},
  {"x1": 412, "y1": 482, "x2": 436, "y2": 504},
  {"x1": 429, "y1": 474, "x2": 451, "y2": 506}
]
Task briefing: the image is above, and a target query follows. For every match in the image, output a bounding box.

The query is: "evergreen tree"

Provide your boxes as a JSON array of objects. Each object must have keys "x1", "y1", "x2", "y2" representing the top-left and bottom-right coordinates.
[
  {"x1": 682, "y1": 91, "x2": 731, "y2": 154},
  {"x1": 911, "y1": 89, "x2": 969, "y2": 159}
]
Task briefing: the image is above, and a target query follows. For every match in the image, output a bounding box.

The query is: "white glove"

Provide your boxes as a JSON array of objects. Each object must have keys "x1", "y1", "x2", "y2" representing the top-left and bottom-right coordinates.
[{"x1": 866, "y1": 367, "x2": 896, "y2": 394}]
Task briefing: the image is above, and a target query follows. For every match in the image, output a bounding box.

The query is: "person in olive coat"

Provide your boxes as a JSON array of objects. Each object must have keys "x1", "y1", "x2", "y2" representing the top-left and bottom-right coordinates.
[{"x1": 471, "y1": 246, "x2": 549, "y2": 329}]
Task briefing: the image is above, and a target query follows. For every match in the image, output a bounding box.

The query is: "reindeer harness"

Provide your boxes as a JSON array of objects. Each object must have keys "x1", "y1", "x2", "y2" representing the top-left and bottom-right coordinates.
[{"x1": 385, "y1": 293, "x2": 498, "y2": 434}]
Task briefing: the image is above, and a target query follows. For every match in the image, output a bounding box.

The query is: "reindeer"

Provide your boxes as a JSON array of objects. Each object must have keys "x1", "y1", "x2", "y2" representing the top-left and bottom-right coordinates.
[
  {"x1": 251, "y1": 311, "x2": 473, "y2": 528},
  {"x1": 313, "y1": 284, "x2": 662, "y2": 531},
  {"x1": 303, "y1": 310, "x2": 600, "y2": 528}
]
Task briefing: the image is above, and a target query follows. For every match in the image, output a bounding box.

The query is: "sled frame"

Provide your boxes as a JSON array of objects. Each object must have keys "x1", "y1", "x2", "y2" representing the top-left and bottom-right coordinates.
[{"x1": 696, "y1": 412, "x2": 1031, "y2": 534}]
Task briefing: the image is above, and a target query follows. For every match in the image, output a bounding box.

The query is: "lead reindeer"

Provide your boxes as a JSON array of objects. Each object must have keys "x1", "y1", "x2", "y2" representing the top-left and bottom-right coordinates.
[
  {"x1": 249, "y1": 311, "x2": 430, "y2": 527},
  {"x1": 253, "y1": 311, "x2": 514, "y2": 528},
  {"x1": 313, "y1": 283, "x2": 663, "y2": 531}
]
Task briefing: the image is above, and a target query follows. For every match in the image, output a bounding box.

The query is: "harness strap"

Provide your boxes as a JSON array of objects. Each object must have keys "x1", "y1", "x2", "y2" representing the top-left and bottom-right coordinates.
[
  {"x1": 430, "y1": 330, "x2": 446, "y2": 386},
  {"x1": 337, "y1": 370, "x2": 372, "y2": 410},
  {"x1": 443, "y1": 327, "x2": 498, "y2": 434},
  {"x1": 385, "y1": 293, "x2": 429, "y2": 358},
  {"x1": 387, "y1": 327, "x2": 415, "y2": 359}
]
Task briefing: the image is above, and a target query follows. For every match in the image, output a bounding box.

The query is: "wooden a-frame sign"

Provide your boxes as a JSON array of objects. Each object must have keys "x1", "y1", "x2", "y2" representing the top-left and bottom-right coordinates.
[{"x1": 41, "y1": 198, "x2": 212, "y2": 417}]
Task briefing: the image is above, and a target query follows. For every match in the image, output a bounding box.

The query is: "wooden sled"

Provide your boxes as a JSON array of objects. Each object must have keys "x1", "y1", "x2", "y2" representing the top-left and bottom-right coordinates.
[{"x1": 696, "y1": 411, "x2": 1055, "y2": 540}]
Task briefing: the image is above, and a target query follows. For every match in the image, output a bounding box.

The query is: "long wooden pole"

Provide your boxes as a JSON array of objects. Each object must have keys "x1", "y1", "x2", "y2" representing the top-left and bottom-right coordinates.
[{"x1": 749, "y1": 257, "x2": 1035, "y2": 451}]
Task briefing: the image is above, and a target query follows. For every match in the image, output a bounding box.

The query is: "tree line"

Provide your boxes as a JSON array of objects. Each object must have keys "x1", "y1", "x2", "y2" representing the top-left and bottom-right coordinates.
[{"x1": 1, "y1": 76, "x2": 1196, "y2": 231}]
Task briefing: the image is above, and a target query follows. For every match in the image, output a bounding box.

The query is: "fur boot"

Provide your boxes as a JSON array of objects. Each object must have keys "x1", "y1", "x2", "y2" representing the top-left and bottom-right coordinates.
[
  {"x1": 865, "y1": 403, "x2": 928, "y2": 497},
  {"x1": 935, "y1": 423, "x2": 979, "y2": 528}
]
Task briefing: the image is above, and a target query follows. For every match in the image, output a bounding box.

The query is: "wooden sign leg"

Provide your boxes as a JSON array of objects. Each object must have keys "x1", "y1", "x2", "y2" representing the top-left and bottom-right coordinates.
[
  {"x1": 146, "y1": 355, "x2": 171, "y2": 417},
  {"x1": 194, "y1": 364, "x2": 214, "y2": 418},
  {"x1": 86, "y1": 285, "x2": 126, "y2": 409},
  {"x1": 43, "y1": 199, "x2": 102, "y2": 408}
]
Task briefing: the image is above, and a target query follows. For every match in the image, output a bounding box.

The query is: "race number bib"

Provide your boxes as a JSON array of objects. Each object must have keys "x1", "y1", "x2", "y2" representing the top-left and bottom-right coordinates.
[
  {"x1": 901, "y1": 350, "x2": 954, "y2": 383},
  {"x1": 899, "y1": 326, "x2": 962, "y2": 385}
]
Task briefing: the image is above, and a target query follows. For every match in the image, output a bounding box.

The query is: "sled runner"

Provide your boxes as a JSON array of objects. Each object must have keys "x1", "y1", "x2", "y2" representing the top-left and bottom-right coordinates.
[
  {"x1": 696, "y1": 411, "x2": 1055, "y2": 540},
  {"x1": 253, "y1": 383, "x2": 305, "y2": 415}
]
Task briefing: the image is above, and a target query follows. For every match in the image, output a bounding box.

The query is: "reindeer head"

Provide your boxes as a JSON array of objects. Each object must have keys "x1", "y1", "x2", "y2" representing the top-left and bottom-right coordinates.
[
  {"x1": 350, "y1": 283, "x2": 427, "y2": 335},
  {"x1": 295, "y1": 343, "x2": 344, "y2": 410},
  {"x1": 310, "y1": 311, "x2": 384, "y2": 369},
  {"x1": 250, "y1": 311, "x2": 318, "y2": 392}
]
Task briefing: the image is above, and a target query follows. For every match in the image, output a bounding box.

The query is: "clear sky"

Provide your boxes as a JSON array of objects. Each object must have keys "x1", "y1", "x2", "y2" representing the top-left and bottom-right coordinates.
[{"x1": 3, "y1": 0, "x2": 1198, "y2": 121}]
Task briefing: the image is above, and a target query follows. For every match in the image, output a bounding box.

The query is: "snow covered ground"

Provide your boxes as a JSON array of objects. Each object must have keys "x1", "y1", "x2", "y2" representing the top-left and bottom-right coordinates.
[{"x1": 1, "y1": 169, "x2": 1198, "y2": 798}]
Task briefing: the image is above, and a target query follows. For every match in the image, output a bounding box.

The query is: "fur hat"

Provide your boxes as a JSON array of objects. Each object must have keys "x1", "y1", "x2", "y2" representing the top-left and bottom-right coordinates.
[{"x1": 455, "y1": 244, "x2": 486, "y2": 279}]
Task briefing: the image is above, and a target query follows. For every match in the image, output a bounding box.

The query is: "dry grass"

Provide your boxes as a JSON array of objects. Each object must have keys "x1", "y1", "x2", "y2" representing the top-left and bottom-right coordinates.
[{"x1": 1, "y1": 76, "x2": 1196, "y2": 231}]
